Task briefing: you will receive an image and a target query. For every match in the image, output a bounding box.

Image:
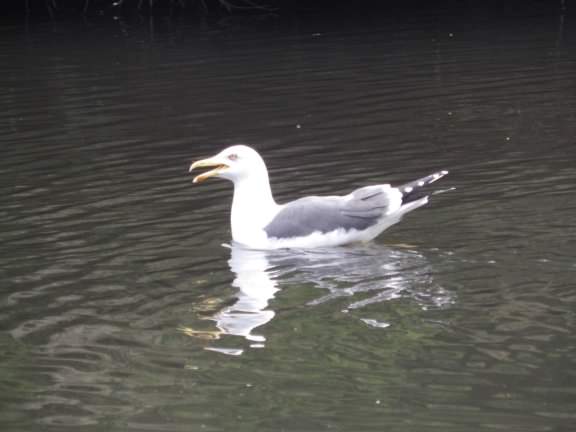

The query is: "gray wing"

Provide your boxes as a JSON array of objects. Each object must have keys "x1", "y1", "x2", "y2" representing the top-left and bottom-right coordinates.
[{"x1": 264, "y1": 186, "x2": 398, "y2": 239}]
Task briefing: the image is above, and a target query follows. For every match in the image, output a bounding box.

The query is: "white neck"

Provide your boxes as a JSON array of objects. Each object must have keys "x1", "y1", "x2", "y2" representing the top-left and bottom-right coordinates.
[{"x1": 231, "y1": 173, "x2": 279, "y2": 246}]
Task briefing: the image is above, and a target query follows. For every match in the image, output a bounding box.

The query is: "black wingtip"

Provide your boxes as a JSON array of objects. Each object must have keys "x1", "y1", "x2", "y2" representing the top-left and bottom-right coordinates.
[{"x1": 399, "y1": 170, "x2": 449, "y2": 205}]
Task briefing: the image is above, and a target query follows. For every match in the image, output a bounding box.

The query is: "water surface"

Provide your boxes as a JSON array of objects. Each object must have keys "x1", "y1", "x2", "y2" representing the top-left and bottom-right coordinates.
[{"x1": 1, "y1": 6, "x2": 576, "y2": 431}]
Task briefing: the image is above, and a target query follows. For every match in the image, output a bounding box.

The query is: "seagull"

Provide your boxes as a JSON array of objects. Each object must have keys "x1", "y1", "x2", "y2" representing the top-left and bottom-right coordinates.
[{"x1": 189, "y1": 145, "x2": 448, "y2": 249}]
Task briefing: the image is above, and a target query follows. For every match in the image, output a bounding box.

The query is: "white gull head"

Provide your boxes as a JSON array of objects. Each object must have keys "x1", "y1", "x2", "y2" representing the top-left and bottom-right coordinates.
[
  {"x1": 189, "y1": 145, "x2": 279, "y2": 248},
  {"x1": 189, "y1": 144, "x2": 268, "y2": 184}
]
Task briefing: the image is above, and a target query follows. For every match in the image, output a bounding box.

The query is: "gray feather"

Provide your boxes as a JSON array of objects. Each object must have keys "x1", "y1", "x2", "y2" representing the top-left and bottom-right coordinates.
[{"x1": 264, "y1": 186, "x2": 394, "y2": 239}]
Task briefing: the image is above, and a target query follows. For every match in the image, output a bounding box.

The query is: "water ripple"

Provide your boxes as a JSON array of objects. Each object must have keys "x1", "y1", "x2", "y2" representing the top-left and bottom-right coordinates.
[{"x1": 2, "y1": 12, "x2": 576, "y2": 432}]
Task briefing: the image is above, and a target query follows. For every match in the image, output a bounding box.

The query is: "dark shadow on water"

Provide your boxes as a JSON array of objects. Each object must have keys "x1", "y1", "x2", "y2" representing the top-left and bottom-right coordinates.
[{"x1": 183, "y1": 243, "x2": 454, "y2": 355}]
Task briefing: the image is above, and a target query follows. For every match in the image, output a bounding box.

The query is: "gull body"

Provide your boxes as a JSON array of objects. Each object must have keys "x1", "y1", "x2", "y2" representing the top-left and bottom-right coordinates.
[{"x1": 189, "y1": 145, "x2": 448, "y2": 250}]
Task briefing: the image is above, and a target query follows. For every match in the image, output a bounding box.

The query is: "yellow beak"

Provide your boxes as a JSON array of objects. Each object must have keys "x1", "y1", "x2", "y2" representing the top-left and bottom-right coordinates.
[{"x1": 189, "y1": 157, "x2": 229, "y2": 184}]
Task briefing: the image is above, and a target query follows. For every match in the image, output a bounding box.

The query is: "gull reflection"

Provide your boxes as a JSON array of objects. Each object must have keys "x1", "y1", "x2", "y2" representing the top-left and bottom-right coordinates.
[
  {"x1": 203, "y1": 245, "x2": 279, "y2": 355},
  {"x1": 193, "y1": 243, "x2": 452, "y2": 355}
]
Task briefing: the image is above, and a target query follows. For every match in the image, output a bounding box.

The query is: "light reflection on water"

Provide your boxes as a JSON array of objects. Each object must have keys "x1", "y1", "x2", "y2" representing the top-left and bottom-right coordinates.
[
  {"x1": 1, "y1": 6, "x2": 576, "y2": 431},
  {"x1": 181, "y1": 243, "x2": 453, "y2": 355}
]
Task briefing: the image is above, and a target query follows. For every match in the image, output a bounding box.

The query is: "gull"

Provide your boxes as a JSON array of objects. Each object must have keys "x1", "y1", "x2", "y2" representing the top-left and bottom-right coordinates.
[{"x1": 189, "y1": 145, "x2": 448, "y2": 249}]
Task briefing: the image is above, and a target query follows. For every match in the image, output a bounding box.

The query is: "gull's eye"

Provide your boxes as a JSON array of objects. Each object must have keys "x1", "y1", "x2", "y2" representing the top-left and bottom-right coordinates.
[{"x1": 228, "y1": 153, "x2": 238, "y2": 161}]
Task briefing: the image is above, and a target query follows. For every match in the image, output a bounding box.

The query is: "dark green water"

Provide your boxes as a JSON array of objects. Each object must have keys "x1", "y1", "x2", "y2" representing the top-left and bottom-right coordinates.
[{"x1": 1, "y1": 5, "x2": 576, "y2": 431}]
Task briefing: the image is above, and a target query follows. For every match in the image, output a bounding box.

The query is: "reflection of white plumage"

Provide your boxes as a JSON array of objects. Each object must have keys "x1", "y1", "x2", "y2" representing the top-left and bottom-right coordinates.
[
  {"x1": 190, "y1": 145, "x2": 448, "y2": 249},
  {"x1": 219, "y1": 245, "x2": 278, "y2": 339},
  {"x1": 202, "y1": 244, "x2": 453, "y2": 355}
]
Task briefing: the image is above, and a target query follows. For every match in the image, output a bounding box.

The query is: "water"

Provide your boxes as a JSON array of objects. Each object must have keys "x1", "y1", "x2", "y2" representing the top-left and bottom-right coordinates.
[{"x1": 2, "y1": 5, "x2": 576, "y2": 431}]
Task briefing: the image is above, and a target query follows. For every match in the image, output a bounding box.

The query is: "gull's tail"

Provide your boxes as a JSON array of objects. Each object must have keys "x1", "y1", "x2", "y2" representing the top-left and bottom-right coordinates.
[{"x1": 399, "y1": 170, "x2": 449, "y2": 206}]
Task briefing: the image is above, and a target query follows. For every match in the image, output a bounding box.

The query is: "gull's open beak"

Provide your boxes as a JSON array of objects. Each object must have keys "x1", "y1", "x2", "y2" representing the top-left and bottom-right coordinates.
[{"x1": 189, "y1": 157, "x2": 229, "y2": 184}]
